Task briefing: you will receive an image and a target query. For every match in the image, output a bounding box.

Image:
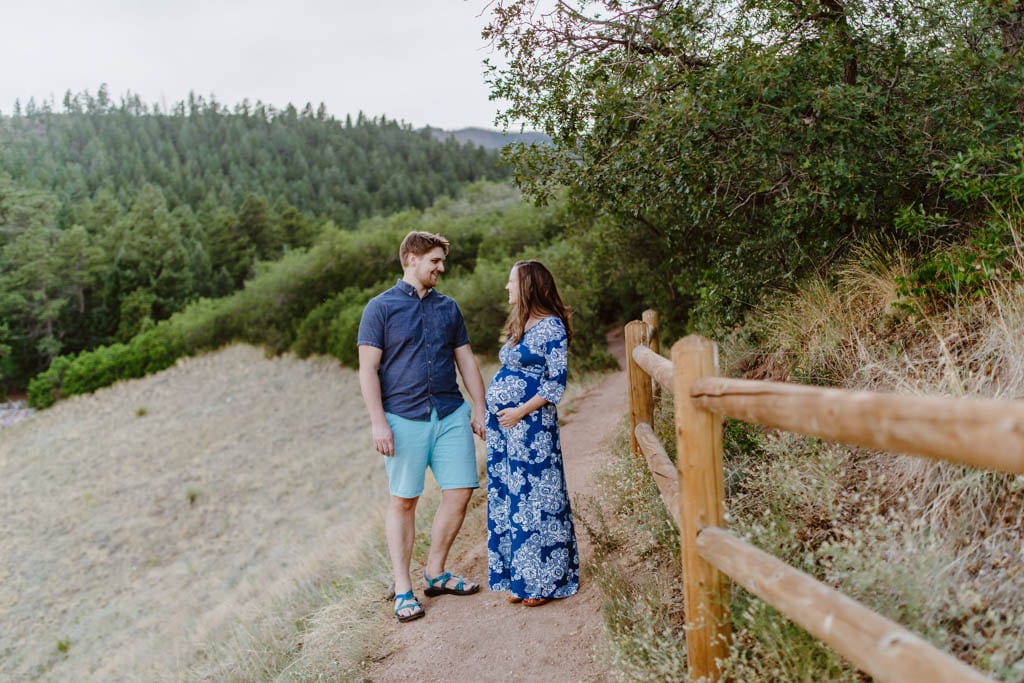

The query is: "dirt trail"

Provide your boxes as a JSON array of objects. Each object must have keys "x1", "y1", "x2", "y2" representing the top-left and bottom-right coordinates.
[{"x1": 364, "y1": 332, "x2": 628, "y2": 683}]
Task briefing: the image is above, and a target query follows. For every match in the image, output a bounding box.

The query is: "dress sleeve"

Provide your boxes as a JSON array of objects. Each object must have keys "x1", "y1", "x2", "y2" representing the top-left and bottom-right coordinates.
[{"x1": 537, "y1": 319, "x2": 568, "y2": 405}]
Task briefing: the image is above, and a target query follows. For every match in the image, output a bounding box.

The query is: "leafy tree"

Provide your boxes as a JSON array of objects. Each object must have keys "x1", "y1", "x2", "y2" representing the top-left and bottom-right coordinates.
[{"x1": 484, "y1": 0, "x2": 1024, "y2": 333}]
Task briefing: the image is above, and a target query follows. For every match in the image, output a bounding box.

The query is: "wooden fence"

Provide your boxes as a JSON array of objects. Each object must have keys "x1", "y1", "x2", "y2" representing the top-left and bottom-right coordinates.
[{"x1": 623, "y1": 311, "x2": 1024, "y2": 683}]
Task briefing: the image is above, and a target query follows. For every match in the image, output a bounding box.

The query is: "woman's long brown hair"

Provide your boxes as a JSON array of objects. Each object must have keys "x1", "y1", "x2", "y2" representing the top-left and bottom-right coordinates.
[{"x1": 502, "y1": 260, "x2": 572, "y2": 347}]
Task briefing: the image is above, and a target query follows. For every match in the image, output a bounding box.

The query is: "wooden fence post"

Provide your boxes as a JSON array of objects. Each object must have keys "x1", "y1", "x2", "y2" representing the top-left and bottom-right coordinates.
[
  {"x1": 642, "y1": 309, "x2": 660, "y2": 354},
  {"x1": 626, "y1": 320, "x2": 655, "y2": 458},
  {"x1": 673, "y1": 335, "x2": 730, "y2": 681},
  {"x1": 642, "y1": 309, "x2": 660, "y2": 400}
]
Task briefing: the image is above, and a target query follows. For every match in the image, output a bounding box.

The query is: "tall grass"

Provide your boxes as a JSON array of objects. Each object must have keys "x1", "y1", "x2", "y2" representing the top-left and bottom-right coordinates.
[{"x1": 182, "y1": 530, "x2": 392, "y2": 682}]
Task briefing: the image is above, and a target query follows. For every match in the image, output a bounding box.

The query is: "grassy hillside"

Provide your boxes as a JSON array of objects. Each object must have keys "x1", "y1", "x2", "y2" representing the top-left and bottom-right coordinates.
[{"x1": 0, "y1": 345, "x2": 394, "y2": 680}]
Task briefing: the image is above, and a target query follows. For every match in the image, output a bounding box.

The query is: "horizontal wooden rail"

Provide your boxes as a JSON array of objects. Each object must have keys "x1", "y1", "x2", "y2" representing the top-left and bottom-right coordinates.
[
  {"x1": 634, "y1": 422, "x2": 680, "y2": 527},
  {"x1": 632, "y1": 344, "x2": 674, "y2": 393},
  {"x1": 691, "y1": 377, "x2": 1024, "y2": 475},
  {"x1": 696, "y1": 527, "x2": 996, "y2": 683},
  {"x1": 625, "y1": 317, "x2": 1005, "y2": 682}
]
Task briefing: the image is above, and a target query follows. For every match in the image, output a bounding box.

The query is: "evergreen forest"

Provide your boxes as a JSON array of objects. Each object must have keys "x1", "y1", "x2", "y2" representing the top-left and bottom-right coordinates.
[{"x1": 0, "y1": 91, "x2": 509, "y2": 393}]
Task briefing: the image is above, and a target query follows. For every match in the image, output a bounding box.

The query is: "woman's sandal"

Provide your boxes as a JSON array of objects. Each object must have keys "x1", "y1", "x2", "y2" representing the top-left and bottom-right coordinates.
[
  {"x1": 394, "y1": 590, "x2": 425, "y2": 622},
  {"x1": 507, "y1": 595, "x2": 523, "y2": 604},
  {"x1": 522, "y1": 597, "x2": 552, "y2": 607},
  {"x1": 423, "y1": 570, "x2": 481, "y2": 596}
]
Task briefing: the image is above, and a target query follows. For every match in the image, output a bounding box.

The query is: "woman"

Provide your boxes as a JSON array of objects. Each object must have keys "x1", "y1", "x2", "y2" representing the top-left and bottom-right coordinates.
[{"x1": 485, "y1": 260, "x2": 579, "y2": 607}]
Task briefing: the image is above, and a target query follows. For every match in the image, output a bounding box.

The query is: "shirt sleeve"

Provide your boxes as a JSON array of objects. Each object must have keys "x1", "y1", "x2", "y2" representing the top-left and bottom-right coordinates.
[
  {"x1": 357, "y1": 298, "x2": 385, "y2": 349},
  {"x1": 537, "y1": 319, "x2": 568, "y2": 405}
]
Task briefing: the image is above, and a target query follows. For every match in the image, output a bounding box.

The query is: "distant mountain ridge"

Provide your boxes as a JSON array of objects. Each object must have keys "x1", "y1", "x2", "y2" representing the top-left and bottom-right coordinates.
[{"x1": 427, "y1": 126, "x2": 551, "y2": 151}]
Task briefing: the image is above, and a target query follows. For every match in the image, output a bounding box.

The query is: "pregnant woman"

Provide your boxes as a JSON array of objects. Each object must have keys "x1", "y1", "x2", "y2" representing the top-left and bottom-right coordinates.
[{"x1": 485, "y1": 260, "x2": 579, "y2": 607}]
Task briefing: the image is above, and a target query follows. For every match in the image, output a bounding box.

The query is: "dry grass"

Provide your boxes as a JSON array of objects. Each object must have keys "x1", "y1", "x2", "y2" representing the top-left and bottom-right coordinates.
[
  {"x1": 0, "y1": 326, "x2": 634, "y2": 681},
  {"x1": 589, "y1": 241, "x2": 1024, "y2": 681},
  {"x1": 734, "y1": 237, "x2": 915, "y2": 386},
  {"x1": 718, "y1": 243, "x2": 1024, "y2": 681},
  {"x1": 0, "y1": 345, "x2": 391, "y2": 681}
]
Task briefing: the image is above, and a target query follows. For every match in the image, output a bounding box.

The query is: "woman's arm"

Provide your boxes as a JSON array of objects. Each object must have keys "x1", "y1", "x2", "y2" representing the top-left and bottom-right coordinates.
[
  {"x1": 496, "y1": 394, "x2": 549, "y2": 428},
  {"x1": 497, "y1": 319, "x2": 568, "y2": 428}
]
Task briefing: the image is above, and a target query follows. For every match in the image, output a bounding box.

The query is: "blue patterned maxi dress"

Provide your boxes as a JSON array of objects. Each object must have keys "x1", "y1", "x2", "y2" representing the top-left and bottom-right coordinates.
[{"x1": 485, "y1": 316, "x2": 580, "y2": 600}]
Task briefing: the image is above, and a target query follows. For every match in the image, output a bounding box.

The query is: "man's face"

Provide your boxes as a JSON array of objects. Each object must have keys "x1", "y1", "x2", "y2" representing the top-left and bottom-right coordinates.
[{"x1": 408, "y1": 246, "x2": 446, "y2": 289}]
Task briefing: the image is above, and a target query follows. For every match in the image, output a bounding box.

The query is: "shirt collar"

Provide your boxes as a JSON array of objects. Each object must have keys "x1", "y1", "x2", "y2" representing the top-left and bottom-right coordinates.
[{"x1": 395, "y1": 278, "x2": 433, "y2": 299}]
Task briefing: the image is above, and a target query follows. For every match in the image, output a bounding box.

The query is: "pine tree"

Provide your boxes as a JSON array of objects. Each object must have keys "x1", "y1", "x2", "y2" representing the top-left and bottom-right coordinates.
[{"x1": 109, "y1": 185, "x2": 195, "y2": 320}]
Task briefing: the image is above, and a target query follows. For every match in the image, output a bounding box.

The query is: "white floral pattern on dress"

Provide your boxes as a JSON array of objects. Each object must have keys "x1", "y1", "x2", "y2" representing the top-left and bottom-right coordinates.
[{"x1": 485, "y1": 317, "x2": 579, "y2": 600}]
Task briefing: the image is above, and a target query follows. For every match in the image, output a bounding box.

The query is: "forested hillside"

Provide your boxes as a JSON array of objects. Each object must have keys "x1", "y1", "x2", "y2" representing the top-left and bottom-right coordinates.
[
  {"x1": 0, "y1": 92, "x2": 509, "y2": 392},
  {"x1": 0, "y1": 90, "x2": 506, "y2": 223},
  {"x1": 19, "y1": 181, "x2": 619, "y2": 410}
]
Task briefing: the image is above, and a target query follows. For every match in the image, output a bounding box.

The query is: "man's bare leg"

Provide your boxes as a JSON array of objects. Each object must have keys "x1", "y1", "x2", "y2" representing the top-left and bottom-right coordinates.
[
  {"x1": 386, "y1": 495, "x2": 419, "y2": 618},
  {"x1": 424, "y1": 487, "x2": 477, "y2": 589}
]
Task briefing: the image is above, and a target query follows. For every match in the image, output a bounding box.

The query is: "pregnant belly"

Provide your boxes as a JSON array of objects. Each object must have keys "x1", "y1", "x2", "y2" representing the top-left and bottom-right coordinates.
[{"x1": 485, "y1": 372, "x2": 533, "y2": 411}]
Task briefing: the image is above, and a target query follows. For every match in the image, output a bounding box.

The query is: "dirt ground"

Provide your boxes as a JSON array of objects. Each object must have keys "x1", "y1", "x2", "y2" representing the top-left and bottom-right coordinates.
[{"x1": 363, "y1": 331, "x2": 628, "y2": 683}]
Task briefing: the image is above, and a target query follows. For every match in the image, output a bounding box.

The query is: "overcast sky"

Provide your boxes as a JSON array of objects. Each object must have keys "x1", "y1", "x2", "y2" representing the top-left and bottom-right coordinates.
[{"x1": 0, "y1": 0, "x2": 508, "y2": 130}]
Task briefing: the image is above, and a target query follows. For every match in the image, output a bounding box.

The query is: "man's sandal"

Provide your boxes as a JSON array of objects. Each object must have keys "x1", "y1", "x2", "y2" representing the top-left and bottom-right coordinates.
[
  {"x1": 393, "y1": 590, "x2": 425, "y2": 622},
  {"x1": 423, "y1": 570, "x2": 480, "y2": 596}
]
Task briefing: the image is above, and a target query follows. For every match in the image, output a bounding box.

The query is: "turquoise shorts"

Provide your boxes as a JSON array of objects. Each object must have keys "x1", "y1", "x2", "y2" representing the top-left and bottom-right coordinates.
[{"x1": 384, "y1": 401, "x2": 479, "y2": 498}]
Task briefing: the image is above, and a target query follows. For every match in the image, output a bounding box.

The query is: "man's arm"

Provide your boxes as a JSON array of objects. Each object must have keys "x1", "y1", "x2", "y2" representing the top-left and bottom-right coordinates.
[
  {"x1": 358, "y1": 344, "x2": 395, "y2": 456},
  {"x1": 453, "y1": 343, "x2": 487, "y2": 439}
]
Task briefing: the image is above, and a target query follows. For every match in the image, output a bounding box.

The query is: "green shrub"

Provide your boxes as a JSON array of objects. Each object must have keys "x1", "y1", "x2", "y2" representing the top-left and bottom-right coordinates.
[
  {"x1": 292, "y1": 296, "x2": 347, "y2": 359},
  {"x1": 894, "y1": 139, "x2": 1024, "y2": 315},
  {"x1": 327, "y1": 302, "x2": 367, "y2": 368},
  {"x1": 441, "y1": 259, "x2": 516, "y2": 356},
  {"x1": 292, "y1": 287, "x2": 377, "y2": 362},
  {"x1": 27, "y1": 355, "x2": 74, "y2": 408},
  {"x1": 61, "y1": 344, "x2": 132, "y2": 396},
  {"x1": 895, "y1": 223, "x2": 1021, "y2": 315}
]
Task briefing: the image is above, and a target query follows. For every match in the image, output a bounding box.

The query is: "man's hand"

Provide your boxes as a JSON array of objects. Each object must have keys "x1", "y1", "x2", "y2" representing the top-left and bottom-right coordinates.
[
  {"x1": 454, "y1": 344, "x2": 487, "y2": 440},
  {"x1": 372, "y1": 421, "x2": 395, "y2": 457},
  {"x1": 470, "y1": 406, "x2": 486, "y2": 439}
]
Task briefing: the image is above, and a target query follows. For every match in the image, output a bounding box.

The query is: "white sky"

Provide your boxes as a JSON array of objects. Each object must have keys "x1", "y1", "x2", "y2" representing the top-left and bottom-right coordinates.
[{"x1": 0, "y1": 0, "x2": 508, "y2": 130}]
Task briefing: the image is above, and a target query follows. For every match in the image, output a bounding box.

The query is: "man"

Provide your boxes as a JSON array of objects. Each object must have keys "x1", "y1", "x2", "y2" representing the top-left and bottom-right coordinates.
[{"x1": 357, "y1": 230, "x2": 487, "y2": 622}]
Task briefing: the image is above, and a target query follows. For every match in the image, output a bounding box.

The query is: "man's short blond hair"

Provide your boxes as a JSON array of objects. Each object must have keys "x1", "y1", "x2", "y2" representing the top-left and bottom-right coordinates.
[{"x1": 399, "y1": 231, "x2": 450, "y2": 267}]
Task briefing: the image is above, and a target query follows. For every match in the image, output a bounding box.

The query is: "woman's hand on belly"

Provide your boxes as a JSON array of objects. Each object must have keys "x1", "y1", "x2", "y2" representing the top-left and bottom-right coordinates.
[{"x1": 496, "y1": 405, "x2": 526, "y2": 429}]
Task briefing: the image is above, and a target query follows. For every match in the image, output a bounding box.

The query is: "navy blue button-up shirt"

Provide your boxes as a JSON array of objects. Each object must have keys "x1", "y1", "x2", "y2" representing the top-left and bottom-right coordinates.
[{"x1": 357, "y1": 279, "x2": 471, "y2": 421}]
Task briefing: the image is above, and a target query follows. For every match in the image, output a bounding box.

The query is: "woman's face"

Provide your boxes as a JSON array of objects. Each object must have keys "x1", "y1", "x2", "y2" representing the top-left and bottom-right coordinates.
[{"x1": 505, "y1": 266, "x2": 520, "y2": 306}]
